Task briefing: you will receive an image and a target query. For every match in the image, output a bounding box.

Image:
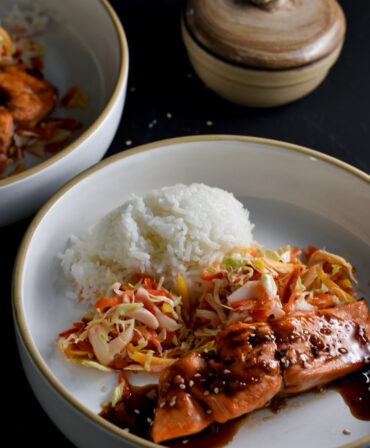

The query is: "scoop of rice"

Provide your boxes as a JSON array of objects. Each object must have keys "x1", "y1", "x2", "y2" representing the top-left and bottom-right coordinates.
[{"x1": 59, "y1": 183, "x2": 254, "y2": 301}]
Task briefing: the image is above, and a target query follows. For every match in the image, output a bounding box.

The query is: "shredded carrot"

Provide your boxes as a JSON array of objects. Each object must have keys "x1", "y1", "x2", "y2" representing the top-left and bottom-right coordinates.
[
  {"x1": 201, "y1": 271, "x2": 223, "y2": 281},
  {"x1": 290, "y1": 248, "x2": 301, "y2": 263},
  {"x1": 308, "y1": 294, "x2": 336, "y2": 309},
  {"x1": 94, "y1": 295, "x2": 122, "y2": 311}
]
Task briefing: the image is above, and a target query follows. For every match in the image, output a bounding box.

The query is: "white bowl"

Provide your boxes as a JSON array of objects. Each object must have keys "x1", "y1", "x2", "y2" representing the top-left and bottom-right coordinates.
[
  {"x1": 13, "y1": 136, "x2": 370, "y2": 448},
  {"x1": 0, "y1": 0, "x2": 128, "y2": 226}
]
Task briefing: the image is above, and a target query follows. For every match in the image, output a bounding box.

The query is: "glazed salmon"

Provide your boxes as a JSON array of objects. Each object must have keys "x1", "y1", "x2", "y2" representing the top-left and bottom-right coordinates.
[
  {"x1": 151, "y1": 301, "x2": 370, "y2": 443},
  {"x1": 0, "y1": 106, "x2": 13, "y2": 153},
  {"x1": 0, "y1": 64, "x2": 58, "y2": 127},
  {"x1": 151, "y1": 354, "x2": 213, "y2": 443},
  {"x1": 272, "y1": 299, "x2": 370, "y2": 394},
  {"x1": 151, "y1": 323, "x2": 282, "y2": 443}
]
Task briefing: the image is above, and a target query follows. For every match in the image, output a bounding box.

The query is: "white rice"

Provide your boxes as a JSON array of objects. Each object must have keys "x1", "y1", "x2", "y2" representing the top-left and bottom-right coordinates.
[{"x1": 59, "y1": 183, "x2": 254, "y2": 301}]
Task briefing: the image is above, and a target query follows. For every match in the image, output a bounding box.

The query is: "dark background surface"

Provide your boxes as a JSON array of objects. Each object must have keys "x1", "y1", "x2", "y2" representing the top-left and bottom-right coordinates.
[{"x1": 4, "y1": 0, "x2": 370, "y2": 447}]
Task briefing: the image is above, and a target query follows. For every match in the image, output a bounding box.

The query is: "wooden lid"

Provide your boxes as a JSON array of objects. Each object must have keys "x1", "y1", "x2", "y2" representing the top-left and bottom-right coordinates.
[{"x1": 184, "y1": 0, "x2": 346, "y2": 69}]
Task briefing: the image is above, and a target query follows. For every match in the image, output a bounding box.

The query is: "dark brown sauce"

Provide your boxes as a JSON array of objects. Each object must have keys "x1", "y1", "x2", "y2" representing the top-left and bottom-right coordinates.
[
  {"x1": 99, "y1": 384, "x2": 157, "y2": 441},
  {"x1": 99, "y1": 369, "x2": 370, "y2": 447},
  {"x1": 332, "y1": 368, "x2": 370, "y2": 421},
  {"x1": 165, "y1": 418, "x2": 245, "y2": 448},
  {"x1": 99, "y1": 383, "x2": 245, "y2": 448}
]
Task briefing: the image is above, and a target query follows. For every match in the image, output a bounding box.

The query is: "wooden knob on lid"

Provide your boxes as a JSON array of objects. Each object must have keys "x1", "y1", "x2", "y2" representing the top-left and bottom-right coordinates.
[{"x1": 184, "y1": 0, "x2": 346, "y2": 69}]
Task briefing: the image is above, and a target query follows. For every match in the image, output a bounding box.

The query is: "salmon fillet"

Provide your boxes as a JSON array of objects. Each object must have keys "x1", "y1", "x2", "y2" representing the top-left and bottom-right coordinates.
[
  {"x1": 151, "y1": 301, "x2": 370, "y2": 443},
  {"x1": 152, "y1": 323, "x2": 282, "y2": 443},
  {"x1": 272, "y1": 299, "x2": 370, "y2": 394}
]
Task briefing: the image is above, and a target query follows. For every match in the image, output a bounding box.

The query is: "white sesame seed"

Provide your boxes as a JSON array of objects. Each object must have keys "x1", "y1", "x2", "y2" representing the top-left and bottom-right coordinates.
[
  {"x1": 339, "y1": 348, "x2": 348, "y2": 354},
  {"x1": 189, "y1": 380, "x2": 194, "y2": 387},
  {"x1": 204, "y1": 348, "x2": 208, "y2": 353},
  {"x1": 203, "y1": 390, "x2": 210, "y2": 396},
  {"x1": 206, "y1": 409, "x2": 212, "y2": 414},
  {"x1": 123, "y1": 428, "x2": 130, "y2": 432},
  {"x1": 166, "y1": 113, "x2": 172, "y2": 119},
  {"x1": 179, "y1": 384, "x2": 186, "y2": 390},
  {"x1": 194, "y1": 373, "x2": 201, "y2": 377},
  {"x1": 250, "y1": 333, "x2": 256, "y2": 337},
  {"x1": 147, "y1": 417, "x2": 153, "y2": 424},
  {"x1": 249, "y1": 326, "x2": 256, "y2": 330},
  {"x1": 170, "y1": 400, "x2": 176, "y2": 407},
  {"x1": 125, "y1": 140, "x2": 132, "y2": 146},
  {"x1": 182, "y1": 440, "x2": 189, "y2": 444},
  {"x1": 223, "y1": 369, "x2": 231, "y2": 374},
  {"x1": 160, "y1": 401, "x2": 166, "y2": 408},
  {"x1": 343, "y1": 429, "x2": 351, "y2": 435},
  {"x1": 214, "y1": 387, "x2": 219, "y2": 394},
  {"x1": 134, "y1": 409, "x2": 140, "y2": 414},
  {"x1": 206, "y1": 120, "x2": 213, "y2": 126},
  {"x1": 148, "y1": 123, "x2": 153, "y2": 128},
  {"x1": 303, "y1": 330, "x2": 309, "y2": 335}
]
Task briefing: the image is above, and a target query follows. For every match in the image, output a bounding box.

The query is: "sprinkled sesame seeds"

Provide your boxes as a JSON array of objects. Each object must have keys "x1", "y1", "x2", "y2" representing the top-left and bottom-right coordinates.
[
  {"x1": 214, "y1": 387, "x2": 219, "y2": 394},
  {"x1": 223, "y1": 369, "x2": 231, "y2": 374},
  {"x1": 282, "y1": 359, "x2": 290, "y2": 368},
  {"x1": 160, "y1": 401, "x2": 166, "y2": 408},
  {"x1": 123, "y1": 428, "x2": 130, "y2": 432},
  {"x1": 206, "y1": 409, "x2": 212, "y2": 414},
  {"x1": 204, "y1": 348, "x2": 209, "y2": 353},
  {"x1": 206, "y1": 120, "x2": 213, "y2": 126},
  {"x1": 203, "y1": 390, "x2": 210, "y2": 396},
  {"x1": 339, "y1": 347, "x2": 348, "y2": 354},
  {"x1": 249, "y1": 326, "x2": 256, "y2": 330},
  {"x1": 343, "y1": 429, "x2": 351, "y2": 435},
  {"x1": 194, "y1": 373, "x2": 201, "y2": 377},
  {"x1": 182, "y1": 439, "x2": 189, "y2": 444},
  {"x1": 189, "y1": 380, "x2": 194, "y2": 387},
  {"x1": 170, "y1": 400, "x2": 176, "y2": 407},
  {"x1": 134, "y1": 409, "x2": 140, "y2": 414},
  {"x1": 179, "y1": 384, "x2": 186, "y2": 390},
  {"x1": 166, "y1": 113, "x2": 172, "y2": 118},
  {"x1": 125, "y1": 140, "x2": 132, "y2": 146}
]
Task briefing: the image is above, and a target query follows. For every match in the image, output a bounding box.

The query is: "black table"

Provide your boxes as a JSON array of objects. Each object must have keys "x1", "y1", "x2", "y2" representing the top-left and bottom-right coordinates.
[{"x1": 5, "y1": 1, "x2": 370, "y2": 446}]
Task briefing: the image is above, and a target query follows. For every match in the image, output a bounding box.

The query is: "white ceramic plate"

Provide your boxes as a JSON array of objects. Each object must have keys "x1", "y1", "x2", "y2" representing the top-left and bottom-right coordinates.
[
  {"x1": 0, "y1": 0, "x2": 128, "y2": 226},
  {"x1": 13, "y1": 136, "x2": 370, "y2": 448}
]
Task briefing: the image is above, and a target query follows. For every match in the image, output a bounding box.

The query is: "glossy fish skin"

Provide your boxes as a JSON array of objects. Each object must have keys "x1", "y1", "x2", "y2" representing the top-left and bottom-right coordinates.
[
  {"x1": 151, "y1": 323, "x2": 282, "y2": 443},
  {"x1": 152, "y1": 301, "x2": 370, "y2": 443},
  {"x1": 151, "y1": 354, "x2": 213, "y2": 443},
  {"x1": 0, "y1": 106, "x2": 13, "y2": 153},
  {"x1": 273, "y1": 300, "x2": 370, "y2": 394},
  {"x1": 0, "y1": 64, "x2": 58, "y2": 128},
  {"x1": 206, "y1": 322, "x2": 282, "y2": 422}
]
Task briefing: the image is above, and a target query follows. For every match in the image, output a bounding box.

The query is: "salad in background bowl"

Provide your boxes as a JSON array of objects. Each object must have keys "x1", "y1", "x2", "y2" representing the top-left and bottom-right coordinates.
[{"x1": 0, "y1": 0, "x2": 128, "y2": 226}]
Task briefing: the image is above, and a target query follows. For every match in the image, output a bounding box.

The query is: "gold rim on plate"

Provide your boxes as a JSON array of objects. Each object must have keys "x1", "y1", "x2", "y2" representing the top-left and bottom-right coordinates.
[
  {"x1": 0, "y1": 0, "x2": 129, "y2": 188},
  {"x1": 13, "y1": 135, "x2": 370, "y2": 448}
]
